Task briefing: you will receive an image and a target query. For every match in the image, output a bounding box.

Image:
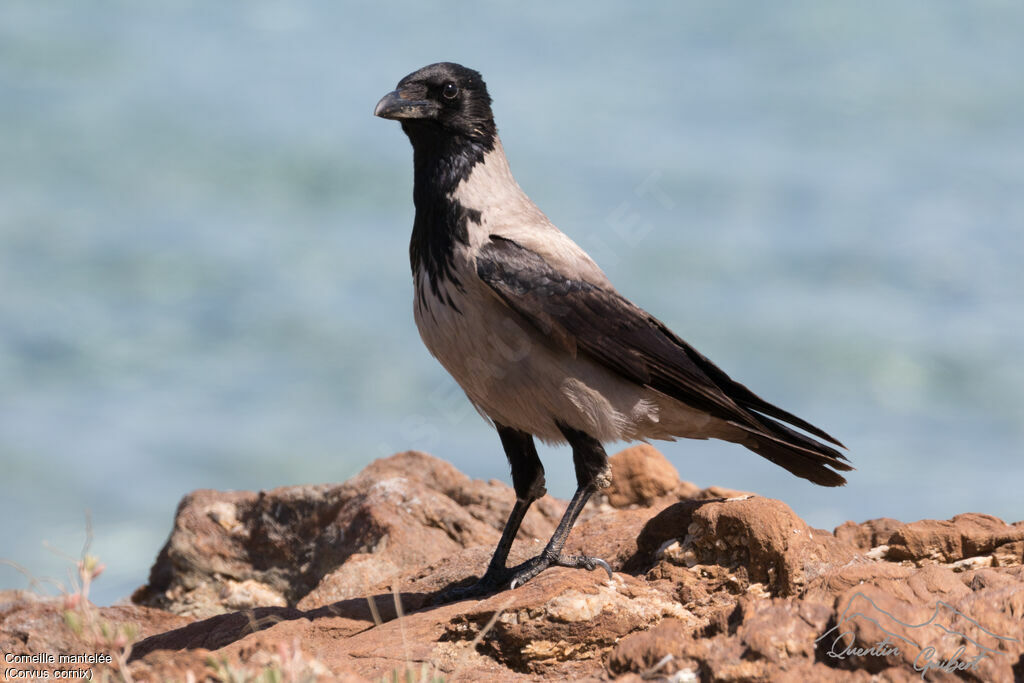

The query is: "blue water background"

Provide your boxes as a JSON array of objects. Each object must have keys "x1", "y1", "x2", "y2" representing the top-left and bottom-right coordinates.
[{"x1": 1, "y1": 2, "x2": 1021, "y2": 604}]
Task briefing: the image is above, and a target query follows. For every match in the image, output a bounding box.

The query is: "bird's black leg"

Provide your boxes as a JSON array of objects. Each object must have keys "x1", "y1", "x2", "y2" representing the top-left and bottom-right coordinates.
[
  {"x1": 484, "y1": 425, "x2": 548, "y2": 574},
  {"x1": 439, "y1": 423, "x2": 613, "y2": 602},
  {"x1": 504, "y1": 423, "x2": 613, "y2": 589},
  {"x1": 439, "y1": 424, "x2": 546, "y2": 601}
]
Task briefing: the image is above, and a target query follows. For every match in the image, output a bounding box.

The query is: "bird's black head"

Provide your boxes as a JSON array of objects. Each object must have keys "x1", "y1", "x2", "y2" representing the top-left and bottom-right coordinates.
[{"x1": 374, "y1": 62, "x2": 496, "y2": 151}]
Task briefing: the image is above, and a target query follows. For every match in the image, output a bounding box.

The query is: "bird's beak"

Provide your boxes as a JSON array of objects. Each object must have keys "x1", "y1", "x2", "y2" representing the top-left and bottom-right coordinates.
[{"x1": 374, "y1": 89, "x2": 438, "y2": 120}]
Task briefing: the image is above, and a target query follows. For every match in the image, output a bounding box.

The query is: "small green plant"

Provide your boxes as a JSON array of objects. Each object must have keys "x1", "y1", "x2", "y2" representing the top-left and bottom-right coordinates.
[
  {"x1": 3, "y1": 514, "x2": 139, "y2": 682},
  {"x1": 208, "y1": 656, "x2": 257, "y2": 683},
  {"x1": 60, "y1": 519, "x2": 138, "y2": 682},
  {"x1": 378, "y1": 663, "x2": 447, "y2": 683}
]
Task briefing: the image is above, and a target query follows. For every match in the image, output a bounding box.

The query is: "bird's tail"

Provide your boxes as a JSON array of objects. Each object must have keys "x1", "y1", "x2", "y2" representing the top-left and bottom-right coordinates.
[
  {"x1": 727, "y1": 418, "x2": 853, "y2": 487},
  {"x1": 665, "y1": 331, "x2": 852, "y2": 486}
]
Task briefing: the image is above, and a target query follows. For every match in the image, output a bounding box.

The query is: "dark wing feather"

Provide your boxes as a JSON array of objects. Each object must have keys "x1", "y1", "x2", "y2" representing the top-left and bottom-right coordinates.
[{"x1": 476, "y1": 235, "x2": 852, "y2": 486}]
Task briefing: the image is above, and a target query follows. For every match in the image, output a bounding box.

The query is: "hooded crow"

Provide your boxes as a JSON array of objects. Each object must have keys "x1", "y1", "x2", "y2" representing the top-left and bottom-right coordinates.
[{"x1": 374, "y1": 62, "x2": 852, "y2": 599}]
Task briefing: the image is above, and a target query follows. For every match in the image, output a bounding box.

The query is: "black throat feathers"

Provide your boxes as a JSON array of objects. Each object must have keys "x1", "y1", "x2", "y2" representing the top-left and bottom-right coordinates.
[{"x1": 404, "y1": 121, "x2": 495, "y2": 309}]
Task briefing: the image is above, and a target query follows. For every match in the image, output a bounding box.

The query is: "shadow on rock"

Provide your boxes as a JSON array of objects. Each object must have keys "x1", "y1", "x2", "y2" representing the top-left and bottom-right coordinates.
[{"x1": 128, "y1": 587, "x2": 450, "y2": 662}]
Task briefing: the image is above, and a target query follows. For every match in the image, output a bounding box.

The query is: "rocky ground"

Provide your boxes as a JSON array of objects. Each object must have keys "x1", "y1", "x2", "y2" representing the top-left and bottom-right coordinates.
[{"x1": 2, "y1": 446, "x2": 1023, "y2": 681}]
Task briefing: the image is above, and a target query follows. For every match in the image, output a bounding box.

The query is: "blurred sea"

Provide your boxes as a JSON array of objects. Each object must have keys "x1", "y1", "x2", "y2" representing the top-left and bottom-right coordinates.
[{"x1": 1, "y1": 2, "x2": 1021, "y2": 605}]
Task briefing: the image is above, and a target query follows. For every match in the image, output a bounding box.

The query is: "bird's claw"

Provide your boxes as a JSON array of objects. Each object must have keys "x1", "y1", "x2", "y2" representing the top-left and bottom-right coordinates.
[
  {"x1": 579, "y1": 556, "x2": 613, "y2": 580},
  {"x1": 437, "y1": 552, "x2": 614, "y2": 603},
  {"x1": 553, "y1": 554, "x2": 613, "y2": 580},
  {"x1": 505, "y1": 552, "x2": 613, "y2": 590}
]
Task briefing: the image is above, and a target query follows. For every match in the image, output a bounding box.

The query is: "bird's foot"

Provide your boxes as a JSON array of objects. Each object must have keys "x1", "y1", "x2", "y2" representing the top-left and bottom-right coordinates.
[
  {"x1": 508, "y1": 551, "x2": 613, "y2": 589},
  {"x1": 437, "y1": 552, "x2": 612, "y2": 603}
]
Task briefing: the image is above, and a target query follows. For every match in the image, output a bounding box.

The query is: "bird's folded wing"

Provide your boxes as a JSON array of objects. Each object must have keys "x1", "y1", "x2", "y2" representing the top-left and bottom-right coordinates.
[{"x1": 475, "y1": 235, "x2": 849, "y2": 456}]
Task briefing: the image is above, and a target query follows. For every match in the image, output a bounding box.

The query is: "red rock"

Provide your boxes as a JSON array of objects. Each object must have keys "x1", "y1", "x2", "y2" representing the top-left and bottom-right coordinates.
[
  {"x1": 885, "y1": 513, "x2": 1024, "y2": 564},
  {"x1": 992, "y1": 540, "x2": 1024, "y2": 567},
  {"x1": 818, "y1": 563, "x2": 1024, "y2": 681},
  {"x1": 608, "y1": 613, "x2": 857, "y2": 681},
  {"x1": 7, "y1": 446, "x2": 1021, "y2": 682},
  {"x1": 0, "y1": 591, "x2": 193, "y2": 681},
  {"x1": 603, "y1": 444, "x2": 680, "y2": 508},
  {"x1": 134, "y1": 451, "x2": 564, "y2": 617},
  {"x1": 734, "y1": 595, "x2": 833, "y2": 663},
  {"x1": 631, "y1": 495, "x2": 856, "y2": 595},
  {"x1": 805, "y1": 561, "x2": 914, "y2": 601},
  {"x1": 446, "y1": 568, "x2": 691, "y2": 674},
  {"x1": 607, "y1": 617, "x2": 694, "y2": 677},
  {"x1": 834, "y1": 517, "x2": 903, "y2": 551}
]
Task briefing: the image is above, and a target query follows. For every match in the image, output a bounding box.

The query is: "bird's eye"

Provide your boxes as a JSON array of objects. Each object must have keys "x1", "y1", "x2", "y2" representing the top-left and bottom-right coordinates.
[{"x1": 442, "y1": 82, "x2": 459, "y2": 99}]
